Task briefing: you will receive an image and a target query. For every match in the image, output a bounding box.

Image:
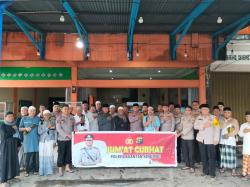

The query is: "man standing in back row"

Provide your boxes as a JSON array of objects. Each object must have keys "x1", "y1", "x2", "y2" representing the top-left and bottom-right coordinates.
[
  {"x1": 97, "y1": 104, "x2": 112, "y2": 131},
  {"x1": 192, "y1": 100, "x2": 201, "y2": 164}
]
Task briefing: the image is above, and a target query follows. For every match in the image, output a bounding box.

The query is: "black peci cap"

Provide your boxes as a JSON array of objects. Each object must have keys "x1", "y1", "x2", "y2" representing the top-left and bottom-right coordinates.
[
  {"x1": 199, "y1": 104, "x2": 210, "y2": 109},
  {"x1": 174, "y1": 104, "x2": 181, "y2": 109},
  {"x1": 217, "y1": 102, "x2": 225, "y2": 106},
  {"x1": 53, "y1": 101, "x2": 60, "y2": 106},
  {"x1": 5, "y1": 111, "x2": 14, "y2": 117},
  {"x1": 133, "y1": 103, "x2": 139, "y2": 107},
  {"x1": 102, "y1": 104, "x2": 109, "y2": 108},
  {"x1": 245, "y1": 111, "x2": 250, "y2": 115},
  {"x1": 82, "y1": 100, "x2": 88, "y2": 104},
  {"x1": 213, "y1": 106, "x2": 219, "y2": 110},
  {"x1": 223, "y1": 107, "x2": 232, "y2": 112}
]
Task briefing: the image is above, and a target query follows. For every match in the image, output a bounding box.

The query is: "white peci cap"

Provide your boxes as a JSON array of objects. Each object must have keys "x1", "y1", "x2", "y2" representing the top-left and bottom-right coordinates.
[
  {"x1": 43, "y1": 110, "x2": 51, "y2": 115},
  {"x1": 118, "y1": 106, "x2": 124, "y2": 111},
  {"x1": 110, "y1": 105, "x2": 116, "y2": 109}
]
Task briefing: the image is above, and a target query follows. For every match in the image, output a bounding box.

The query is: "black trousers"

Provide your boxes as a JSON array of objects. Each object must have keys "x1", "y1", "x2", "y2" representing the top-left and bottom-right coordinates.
[
  {"x1": 181, "y1": 139, "x2": 194, "y2": 168},
  {"x1": 199, "y1": 142, "x2": 216, "y2": 177},
  {"x1": 57, "y1": 140, "x2": 72, "y2": 167},
  {"x1": 193, "y1": 130, "x2": 201, "y2": 163},
  {"x1": 25, "y1": 152, "x2": 39, "y2": 173},
  {"x1": 215, "y1": 144, "x2": 221, "y2": 167},
  {"x1": 177, "y1": 137, "x2": 182, "y2": 163}
]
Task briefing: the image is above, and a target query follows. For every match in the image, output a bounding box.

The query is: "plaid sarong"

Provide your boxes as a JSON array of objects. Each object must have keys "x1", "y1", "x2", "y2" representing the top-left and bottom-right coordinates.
[{"x1": 220, "y1": 144, "x2": 237, "y2": 169}]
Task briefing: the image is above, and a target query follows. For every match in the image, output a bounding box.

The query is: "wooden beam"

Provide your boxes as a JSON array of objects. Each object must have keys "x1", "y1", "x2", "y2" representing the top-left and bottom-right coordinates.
[
  {"x1": 199, "y1": 66, "x2": 206, "y2": 104},
  {"x1": 12, "y1": 88, "x2": 18, "y2": 116},
  {"x1": 0, "y1": 60, "x2": 211, "y2": 69},
  {"x1": 0, "y1": 80, "x2": 72, "y2": 88},
  {"x1": 0, "y1": 60, "x2": 72, "y2": 67},
  {"x1": 78, "y1": 60, "x2": 202, "y2": 69},
  {"x1": 77, "y1": 80, "x2": 199, "y2": 88},
  {"x1": 71, "y1": 65, "x2": 78, "y2": 102},
  {"x1": 178, "y1": 88, "x2": 181, "y2": 105}
]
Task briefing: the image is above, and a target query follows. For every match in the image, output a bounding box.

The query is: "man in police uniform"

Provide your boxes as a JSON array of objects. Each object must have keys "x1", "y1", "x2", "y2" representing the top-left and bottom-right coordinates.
[{"x1": 78, "y1": 134, "x2": 101, "y2": 166}]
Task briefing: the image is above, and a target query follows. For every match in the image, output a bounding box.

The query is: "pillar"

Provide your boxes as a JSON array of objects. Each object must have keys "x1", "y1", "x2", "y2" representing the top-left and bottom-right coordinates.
[
  {"x1": 177, "y1": 88, "x2": 181, "y2": 105},
  {"x1": 12, "y1": 88, "x2": 18, "y2": 116},
  {"x1": 70, "y1": 65, "x2": 78, "y2": 103},
  {"x1": 199, "y1": 66, "x2": 206, "y2": 104}
]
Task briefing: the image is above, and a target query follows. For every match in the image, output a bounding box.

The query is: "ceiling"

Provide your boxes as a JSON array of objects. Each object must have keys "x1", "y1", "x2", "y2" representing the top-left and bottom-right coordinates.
[
  {"x1": 3, "y1": 0, "x2": 250, "y2": 34},
  {"x1": 77, "y1": 68, "x2": 198, "y2": 80}
]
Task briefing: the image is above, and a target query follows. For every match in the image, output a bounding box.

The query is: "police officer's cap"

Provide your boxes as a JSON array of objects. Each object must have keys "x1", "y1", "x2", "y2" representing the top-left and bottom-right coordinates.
[
  {"x1": 199, "y1": 104, "x2": 210, "y2": 109},
  {"x1": 223, "y1": 107, "x2": 231, "y2": 112},
  {"x1": 85, "y1": 134, "x2": 94, "y2": 140}
]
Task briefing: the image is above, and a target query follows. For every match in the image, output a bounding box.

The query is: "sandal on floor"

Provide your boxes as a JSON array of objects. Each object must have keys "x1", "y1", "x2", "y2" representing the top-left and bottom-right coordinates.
[{"x1": 65, "y1": 169, "x2": 74, "y2": 173}]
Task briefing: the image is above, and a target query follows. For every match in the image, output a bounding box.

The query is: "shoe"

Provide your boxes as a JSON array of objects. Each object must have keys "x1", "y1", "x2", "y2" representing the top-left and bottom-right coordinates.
[
  {"x1": 181, "y1": 167, "x2": 190, "y2": 170},
  {"x1": 33, "y1": 172, "x2": 38, "y2": 175}
]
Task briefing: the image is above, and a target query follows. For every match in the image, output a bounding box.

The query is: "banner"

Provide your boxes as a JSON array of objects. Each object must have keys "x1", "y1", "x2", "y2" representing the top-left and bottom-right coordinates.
[{"x1": 72, "y1": 132, "x2": 177, "y2": 167}]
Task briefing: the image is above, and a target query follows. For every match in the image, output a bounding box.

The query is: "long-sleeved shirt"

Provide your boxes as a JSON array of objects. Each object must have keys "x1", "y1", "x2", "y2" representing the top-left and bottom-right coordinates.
[
  {"x1": 19, "y1": 116, "x2": 40, "y2": 153},
  {"x1": 56, "y1": 115, "x2": 75, "y2": 141},
  {"x1": 179, "y1": 115, "x2": 195, "y2": 140},
  {"x1": 238, "y1": 122, "x2": 250, "y2": 155},
  {"x1": 128, "y1": 112, "x2": 143, "y2": 131},
  {"x1": 143, "y1": 115, "x2": 160, "y2": 132},
  {"x1": 111, "y1": 115, "x2": 130, "y2": 131},
  {"x1": 97, "y1": 112, "x2": 112, "y2": 131},
  {"x1": 86, "y1": 112, "x2": 99, "y2": 131},
  {"x1": 74, "y1": 114, "x2": 89, "y2": 131},
  {"x1": 194, "y1": 114, "x2": 220, "y2": 145},
  {"x1": 38, "y1": 119, "x2": 57, "y2": 143},
  {"x1": 219, "y1": 117, "x2": 239, "y2": 146},
  {"x1": 174, "y1": 113, "x2": 183, "y2": 131},
  {"x1": 160, "y1": 112, "x2": 175, "y2": 132},
  {"x1": 192, "y1": 109, "x2": 200, "y2": 120}
]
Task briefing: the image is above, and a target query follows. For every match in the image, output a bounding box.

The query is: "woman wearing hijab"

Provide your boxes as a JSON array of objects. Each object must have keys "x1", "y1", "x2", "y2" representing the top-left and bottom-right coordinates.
[{"x1": 0, "y1": 112, "x2": 20, "y2": 187}]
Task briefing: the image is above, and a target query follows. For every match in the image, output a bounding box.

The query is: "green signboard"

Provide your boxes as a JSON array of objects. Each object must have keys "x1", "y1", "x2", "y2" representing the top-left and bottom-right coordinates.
[{"x1": 0, "y1": 67, "x2": 71, "y2": 80}]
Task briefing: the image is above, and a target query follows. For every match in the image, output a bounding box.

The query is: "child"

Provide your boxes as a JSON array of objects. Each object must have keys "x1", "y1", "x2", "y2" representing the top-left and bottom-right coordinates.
[{"x1": 238, "y1": 111, "x2": 250, "y2": 177}]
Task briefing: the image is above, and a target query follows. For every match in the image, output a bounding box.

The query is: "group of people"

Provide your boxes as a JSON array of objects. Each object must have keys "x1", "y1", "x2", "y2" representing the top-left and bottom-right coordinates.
[{"x1": 0, "y1": 100, "x2": 250, "y2": 186}]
